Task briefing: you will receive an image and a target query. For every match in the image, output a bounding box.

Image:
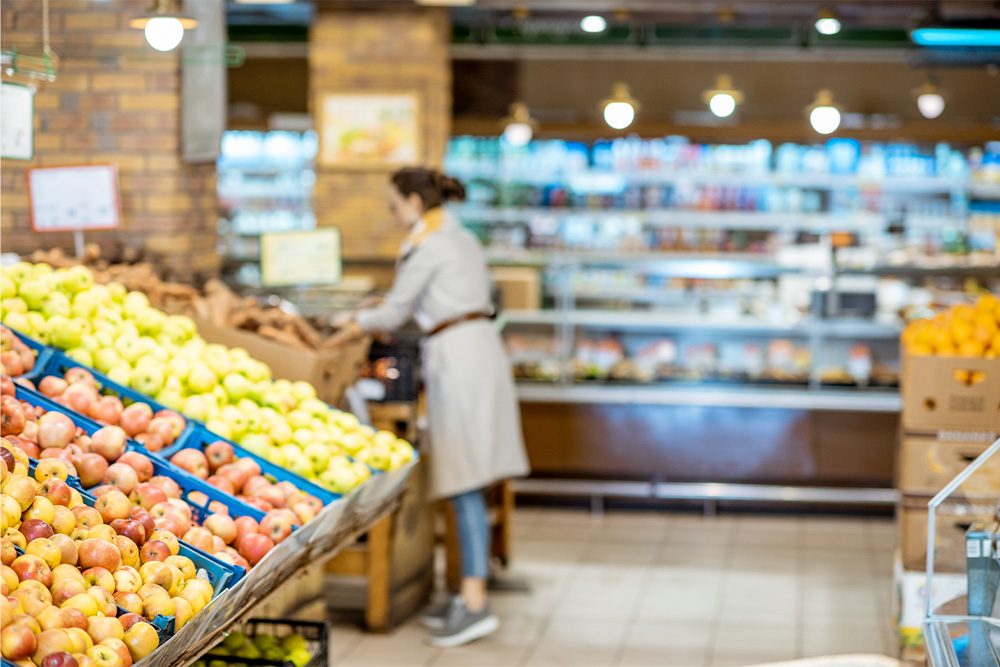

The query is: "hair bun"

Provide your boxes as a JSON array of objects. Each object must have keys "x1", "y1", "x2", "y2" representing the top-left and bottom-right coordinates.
[{"x1": 439, "y1": 175, "x2": 466, "y2": 202}]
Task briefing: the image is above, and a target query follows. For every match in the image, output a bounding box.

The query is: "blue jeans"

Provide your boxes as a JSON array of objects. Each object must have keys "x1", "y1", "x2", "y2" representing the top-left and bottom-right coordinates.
[{"x1": 451, "y1": 489, "x2": 490, "y2": 580}]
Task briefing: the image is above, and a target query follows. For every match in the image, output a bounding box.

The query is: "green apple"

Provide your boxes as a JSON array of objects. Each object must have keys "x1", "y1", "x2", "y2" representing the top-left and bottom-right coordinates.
[
  {"x1": 163, "y1": 375, "x2": 184, "y2": 394},
  {"x1": 93, "y1": 329, "x2": 115, "y2": 347},
  {"x1": 79, "y1": 334, "x2": 101, "y2": 354},
  {"x1": 205, "y1": 419, "x2": 232, "y2": 440},
  {"x1": 330, "y1": 411, "x2": 361, "y2": 431},
  {"x1": 155, "y1": 389, "x2": 184, "y2": 412},
  {"x1": 114, "y1": 334, "x2": 144, "y2": 364},
  {"x1": 167, "y1": 357, "x2": 192, "y2": 382},
  {"x1": 93, "y1": 348, "x2": 122, "y2": 373},
  {"x1": 183, "y1": 395, "x2": 212, "y2": 422},
  {"x1": 222, "y1": 632, "x2": 247, "y2": 653},
  {"x1": 260, "y1": 391, "x2": 286, "y2": 413},
  {"x1": 286, "y1": 410, "x2": 312, "y2": 430},
  {"x1": 288, "y1": 453, "x2": 314, "y2": 479},
  {"x1": 268, "y1": 421, "x2": 293, "y2": 445},
  {"x1": 116, "y1": 321, "x2": 140, "y2": 339},
  {"x1": 239, "y1": 433, "x2": 271, "y2": 457},
  {"x1": 3, "y1": 311, "x2": 30, "y2": 334},
  {"x1": 6, "y1": 262, "x2": 33, "y2": 284},
  {"x1": 280, "y1": 444, "x2": 300, "y2": 464},
  {"x1": 290, "y1": 381, "x2": 316, "y2": 403},
  {"x1": 274, "y1": 379, "x2": 293, "y2": 395},
  {"x1": 212, "y1": 385, "x2": 228, "y2": 406},
  {"x1": 303, "y1": 443, "x2": 331, "y2": 472},
  {"x1": 132, "y1": 363, "x2": 166, "y2": 397},
  {"x1": 0, "y1": 296, "x2": 28, "y2": 317},
  {"x1": 228, "y1": 346, "x2": 250, "y2": 363},
  {"x1": 122, "y1": 291, "x2": 150, "y2": 317},
  {"x1": 0, "y1": 275, "x2": 17, "y2": 300},
  {"x1": 264, "y1": 445, "x2": 286, "y2": 467},
  {"x1": 135, "y1": 307, "x2": 165, "y2": 336},
  {"x1": 26, "y1": 311, "x2": 47, "y2": 333},
  {"x1": 243, "y1": 360, "x2": 272, "y2": 383},
  {"x1": 319, "y1": 466, "x2": 360, "y2": 494},
  {"x1": 286, "y1": 648, "x2": 311, "y2": 667},
  {"x1": 106, "y1": 282, "x2": 128, "y2": 303},
  {"x1": 281, "y1": 634, "x2": 308, "y2": 655},
  {"x1": 220, "y1": 405, "x2": 248, "y2": 437},
  {"x1": 17, "y1": 278, "x2": 50, "y2": 310},
  {"x1": 71, "y1": 292, "x2": 98, "y2": 319},
  {"x1": 48, "y1": 315, "x2": 84, "y2": 349},
  {"x1": 222, "y1": 373, "x2": 252, "y2": 402},
  {"x1": 187, "y1": 364, "x2": 217, "y2": 394},
  {"x1": 340, "y1": 432, "x2": 367, "y2": 455},
  {"x1": 206, "y1": 354, "x2": 231, "y2": 378},
  {"x1": 40, "y1": 291, "x2": 71, "y2": 319},
  {"x1": 31, "y1": 262, "x2": 54, "y2": 276},
  {"x1": 310, "y1": 418, "x2": 326, "y2": 432},
  {"x1": 292, "y1": 428, "x2": 315, "y2": 448},
  {"x1": 61, "y1": 265, "x2": 93, "y2": 293},
  {"x1": 263, "y1": 647, "x2": 285, "y2": 662},
  {"x1": 64, "y1": 347, "x2": 93, "y2": 367},
  {"x1": 299, "y1": 398, "x2": 329, "y2": 421},
  {"x1": 107, "y1": 365, "x2": 132, "y2": 387},
  {"x1": 253, "y1": 635, "x2": 277, "y2": 652},
  {"x1": 235, "y1": 644, "x2": 262, "y2": 660}
]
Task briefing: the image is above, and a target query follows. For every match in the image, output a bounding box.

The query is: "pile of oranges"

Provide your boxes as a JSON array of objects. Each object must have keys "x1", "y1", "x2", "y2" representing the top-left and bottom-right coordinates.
[{"x1": 902, "y1": 294, "x2": 1000, "y2": 358}]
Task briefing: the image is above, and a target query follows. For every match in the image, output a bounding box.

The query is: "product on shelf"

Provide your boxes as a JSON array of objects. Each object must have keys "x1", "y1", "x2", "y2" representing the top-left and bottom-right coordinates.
[
  {"x1": 0, "y1": 262, "x2": 415, "y2": 496},
  {"x1": 199, "y1": 628, "x2": 314, "y2": 667},
  {"x1": 1, "y1": 326, "x2": 41, "y2": 379},
  {"x1": 2, "y1": 442, "x2": 167, "y2": 665},
  {"x1": 901, "y1": 294, "x2": 1000, "y2": 358}
]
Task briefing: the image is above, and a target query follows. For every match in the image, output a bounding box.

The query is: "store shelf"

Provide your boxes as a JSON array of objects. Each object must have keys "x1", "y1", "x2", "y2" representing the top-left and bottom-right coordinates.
[
  {"x1": 970, "y1": 183, "x2": 1000, "y2": 199},
  {"x1": 456, "y1": 204, "x2": 888, "y2": 232},
  {"x1": 837, "y1": 264, "x2": 1000, "y2": 278},
  {"x1": 503, "y1": 309, "x2": 901, "y2": 337},
  {"x1": 515, "y1": 382, "x2": 902, "y2": 412},
  {"x1": 487, "y1": 250, "x2": 806, "y2": 278},
  {"x1": 450, "y1": 167, "x2": 971, "y2": 193}
]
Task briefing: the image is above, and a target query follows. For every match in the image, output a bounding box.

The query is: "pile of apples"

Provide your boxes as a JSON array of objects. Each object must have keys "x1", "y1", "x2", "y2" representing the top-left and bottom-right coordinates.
[
  {"x1": 1, "y1": 440, "x2": 184, "y2": 667},
  {"x1": 32, "y1": 367, "x2": 186, "y2": 453},
  {"x1": 1, "y1": 326, "x2": 39, "y2": 379},
  {"x1": 1, "y1": 262, "x2": 415, "y2": 497}
]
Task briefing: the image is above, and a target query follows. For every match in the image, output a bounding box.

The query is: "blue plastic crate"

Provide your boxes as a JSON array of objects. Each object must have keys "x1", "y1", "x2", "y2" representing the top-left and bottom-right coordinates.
[
  {"x1": 161, "y1": 424, "x2": 341, "y2": 507},
  {"x1": 37, "y1": 350, "x2": 197, "y2": 451},
  {"x1": 2, "y1": 323, "x2": 54, "y2": 383}
]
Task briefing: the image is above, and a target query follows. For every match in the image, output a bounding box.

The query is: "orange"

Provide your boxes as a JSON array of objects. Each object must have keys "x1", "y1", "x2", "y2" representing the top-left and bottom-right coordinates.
[
  {"x1": 949, "y1": 320, "x2": 974, "y2": 345},
  {"x1": 907, "y1": 343, "x2": 933, "y2": 356},
  {"x1": 952, "y1": 303, "x2": 975, "y2": 323},
  {"x1": 958, "y1": 339, "x2": 985, "y2": 358},
  {"x1": 937, "y1": 345, "x2": 957, "y2": 357},
  {"x1": 930, "y1": 328, "x2": 954, "y2": 351},
  {"x1": 991, "y1": 332, "x2": 1000, "y2": 353},
  {"x1": 975, "y1": 293, "x2": 999, "y2": 313}
]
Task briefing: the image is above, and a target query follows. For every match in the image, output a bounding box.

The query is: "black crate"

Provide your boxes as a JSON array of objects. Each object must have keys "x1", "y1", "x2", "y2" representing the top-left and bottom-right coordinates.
[
  {"x1": 364, "y1": 335, "x2": 421, "y2": 402},
  {"x1": 199, "y1": 618, "x2": 328, "y2": 667}
]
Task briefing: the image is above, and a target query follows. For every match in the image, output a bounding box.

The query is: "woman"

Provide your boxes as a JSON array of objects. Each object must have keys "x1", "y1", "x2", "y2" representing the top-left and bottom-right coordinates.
[{"x1": 333, "y1": 167, "x2": 530, "y2": 648}]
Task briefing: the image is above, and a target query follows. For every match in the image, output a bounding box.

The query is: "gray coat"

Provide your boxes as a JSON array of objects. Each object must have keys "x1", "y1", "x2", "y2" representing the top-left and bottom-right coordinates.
[{"x1": 355, "y1": 214, "x2": 530, "y2": 500}]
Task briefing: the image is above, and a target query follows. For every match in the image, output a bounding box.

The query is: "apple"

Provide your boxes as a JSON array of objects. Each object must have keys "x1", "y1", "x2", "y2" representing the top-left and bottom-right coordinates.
[
  {"x1": 88, "y1": 427, "x2": 126, "y2": 463},
  {"x1": 202, "y1": 514, "x2": 238, "y2": 545},
  {"x1": 76, "y1": 540, "x2": 121, "y2": 572},
  {"x1": 171, "y1": 596, "x2": 193, "y2": 630},
  {"x1": 41, "y1": 652, "x2": 80, "y2": 667},
  {"x1": 51, "y1": 578, "x2": 87, "y2": 607},
  {"x1": 206, "y1": 475, "x2": 234, "y2": 495},
  {"x1": 181, "y1": 528, "x2": 213, "y2": 553},
  {"x1": 40, "y1": 478, "x2": 74, "y2": 507},
  {"x1": 137, "y1": 561, "x2": 174, "y2": 595},
  {"x1": 93, "y1": 491, "x2": 130, "y2": 525},
  {"x1": 11, "y1": 554, "x2": 53, "y2": 587},
  {"x1": 25, "y1": 538, "x2": 62, "y2": 569},
  {"x1": 37, "y1": 605, "x2": 70, "y2": 632},
  {"x1": 24, "y1": 496, "x2": 57, "y2": 525},
  {"x1": 19, "y1": 519, "x2": 55, "y2": 543},
  {"x1": 98, "y1": 638, "x2": 130, "y2": 667},
  {"x1": 259, "y1": 511, "x2": 293, "y2": 544},
  {"x1": 38, "y1": 377, "x2": 69, "y2": 399},
  {"x1": 203, "y1": 441, "x2": 234, "y2": 471},
  {"x1": 128, "y1": 509, "x2": 155, "y2": 539},
  {"x1": 61, "y1": 608, "x2": 88, "y2": 632},
  {"x1": 233, "y1": 457, "x2": 262, "y2": 479},
  {"x1": 163, "y1": 554, "x2": 194, "y2": 581},
  {"x1": 38, "y1": 413, "x2": 76, "y2": 450},
  {"x1": 1, "y1": 622, "x2": 37, "y2": 660},
  {"x1": 2, "y1": 474, "x2": 34, "y2": 511},
  {"x1": 257, "y1": 486, "x2": 286, "y2": 510},
  {"x1": 85, "y1": 587, "x2": 116, "y2": 618},
  {"x1": 138, "y1": 541, "x2": 169, "y2": 564},
  {"x1": 33, "y1": 629, "x2": 76, "y2": 665},
  {"x1": 81, "y1": 567, "x2": 114, "y2": 592},
  {"x1": 85, "y1": 643, "x2": 122, "y2": 667},
  {"x1": 1, "y1": 539, "x2": 16, "y2": 566},
  {"x1": 113, "y1": 594, "x2": 143, "y2": 616},
  {"x1": 88, "y1": 398, "x2": 124, "y2": 428},
  {"x1": 75, "y1": 455, "x2": 108, "y2": 490},
  {"x1": 110, "y1": 566, "x2": 142, "y2": 595},
  {"x1": 121, "y1": 621, "x2": 157, "y2": 662},
  {"x1": 214, "y1": 463, "x2": 248, "y2": 492},
  {"x1": 168, "y1": 450, "x2": 208, "y2": 479},
  {"x1": 86, "y1": 524, "x2": 116, "y2": 545},
  {"x1": 1, "y1": 563, "x2": 18, "y2": 590},
  {"x1": 115, "y1": 453, "x2": 152, "y2": 484},
  {"x1": 71, "y1": 506, "x2": 102, "y2": 530},
  {"x1": 237, "y1": 533, "x2": 274, "y2": 566},
  {"x1": 106, "y1": 367, "x2": 131, "y2": 389},
  {"x1": 49, "y1": 534, "x2": 78, "y2": 566},
  {"x1": 242, "y1": 475, "x2": 271, "y2": 497},
  {"x1": 51, "y1": 505, "x2": 75, "y2": 535},
  {"x1": 146, "y1": 476, "x2": 181, "y2": 499},
  {"x1": 113, "y1": 537, "x2": 139, "y2": 570},
  {"x1": 116, "y1": 406, "x2": 150, "y2": 439},
  {"x1": 130, "y1": 366, "x2": 164, "y2": 401},
  {"x1": 106, "y1": 520, "x2": 143, "y2": 548},
  {"x1": 233, "y1": 516, "x2": 259, "y2": 545},
  {"x1": 102, "y1": 464, "x2": 138, "y2": 496}
]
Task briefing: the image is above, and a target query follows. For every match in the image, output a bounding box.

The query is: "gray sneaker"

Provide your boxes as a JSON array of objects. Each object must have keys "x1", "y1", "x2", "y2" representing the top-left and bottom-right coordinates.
[
  {"x1": 426, "y1": 599, "x2": 499, "y2": 648},
  {"x1": 419, "y1": 595, "x2": 458, "y2": 630}
]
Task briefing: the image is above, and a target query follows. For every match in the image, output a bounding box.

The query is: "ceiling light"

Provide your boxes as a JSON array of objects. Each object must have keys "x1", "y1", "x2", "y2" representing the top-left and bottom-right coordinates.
[
  {"x1": 814, "y1": 8, "x2": 841, "y2": 36},
  {"x1": 501, "y1": 102, "x2": 538, "y2": 147},
  {"x1": 702, "y1": 74, "x2": 743, "y2": 118},
  {"x1": 911, "y1": 27, "x2": 1000, "y2": 47},
  {"x1": 580, "y1": 15, "x2": 607, "y2": 33},
  {"x1": 129, "y1": 0, "x2": 197, "y2": 52},
  {"x1": 806, "y1": 89, "x2": 841, "y2": 134},
  {"x1": 415, "y1": 0, "x2": 477, "y2": 5},
  {"x1": 914, "y1": 81, "x2": 945, "y2": 119},
  {"x1": 601, "y1": 83, "x2": 639, "y2": 130},
  {"x1": 232, "y1": 0, "x2": 296, "y2": 4}
]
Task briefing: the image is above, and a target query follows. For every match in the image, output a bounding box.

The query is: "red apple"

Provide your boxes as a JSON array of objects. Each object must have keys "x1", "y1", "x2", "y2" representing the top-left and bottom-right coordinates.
[
  {"x1": 233, "y1": 516, "x2": 259, "y2": 546},
  {"x1": 0, "y1": 622, "x2": 37, "y2": 660},
  {"x1": 181, "y1": 528, "x2": 214, "y2": 553},
  {"x1": 38, "y1": 377, "x2": 68, "y2": 398},
  {"x1": 243, "y1": 497, "x2": 273, "y2": 513},
  {"x1": 75, "y1": 454, "x2": 109, "y2": 490},
  {"x1": 88, "y1": 427, "x2": 126, "y2": 463},
  {"x1": 1, "y1": 395, "x2": 27, "y2": 437},
  {"x1": 118, "y1": 405, "x2": 152, "y2": 439},
  {"x1": 128, "y1": 484, "x2": 166, "y2": 512},
  {"x1": 146, "y1": 476, "x2": 180, "y2": 499},
  {"x1": 63, "y1": 383, "x2": 98, "y2": 415},
  {"x1": 103, "y1": 464, "x2": 138, "y2": 496},
  {"x1": 202, "y1": 514, "x2": 238, "y2": 545},
  {"x1": 38, "y1": 413, "x2": 76, "y2": 450},
  {"x1": 145, "y1": 418, "x2": 174, "y2": 447},
  {"x1": 51, "y1": 578, "x2": 87, "y2": 606},
  {"x1": 42, "y1": 651, "x2": 80, "y2": 667},
  {"x1": 138, "y1": 541, "x2": 169, "y2": 564},
  {"x1": 109, "y1": 520, "x2": 145, "y2": 547},
  {"x1": 233, "y1": 457, "x2": 261, "y2": 479},
  {"x1": 204, "y1": 441, "x2": 234, "y2": 471},
  {"x1": 50, "y1": 534, "x2": 79, "y2": 566},
  {"x1": 242, "y1": 475, "x2": 270, "y2": 497},
  {"x1": 61, "y1": 608, "x2": 88, "y2": 631},
  {"x1": 259, "y1": 511, "x2": 293, "y2": 544},
  {"x1": 64, "y1": 369, "x2": 94, "y2": 385},
  {"x1": 19, "y1": 519, "x2": 55, "y2": 543},
  {"x1": 257, "y1": 486, "x2": 286, "y2": 509},
  {"x1": 99, "y1": 637, "x2": 130, "y2": 667},
  {"x1": 205, "y1": 475, "x2": 234, "y2": 495},
  {"x1": 89, "y1": 398, "x2": 123, "y2": 429},
  {"x1": 168, "y1": 450, "x2": 208, "y2": 479},
  {"x1": 132, "y1": 433, "x2": 162, "y2": 451},
  {"x1": 94, "y1": 491, "x2": 130, "y2": 524},
  {"x1": 214, "y1": 463, "x2": 248, "y2": 492},
  {"x1": 11, "y1": 554, "x2": 53, "y2": 587},
  {"x1": 128, "y1": 509, "x2": 155, "y2": 539},
  {"x1": 71, "y1": 506, "x2": 102, "y2": 530},
  {"x1": 40, "y1": 478, "x2": 74, "y2": 507},
  {"x1": 237, "y1": 533, "x2": 273, "y2": 566},
  {"x1": 115, "y1": 453, "x2": 152, "y2": 484},
  {"x1": 153, "y1": 410, "x2": 185, "y2": 439},
  {"x1": 76, "y1": 539, "x2": 121, "y2": 572}
]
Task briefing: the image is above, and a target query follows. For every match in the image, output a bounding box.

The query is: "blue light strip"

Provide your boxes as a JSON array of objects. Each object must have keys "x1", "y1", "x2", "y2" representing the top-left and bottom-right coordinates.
[{"x1": 911, "y1": 27, "x2": 1000, "y2": 47}]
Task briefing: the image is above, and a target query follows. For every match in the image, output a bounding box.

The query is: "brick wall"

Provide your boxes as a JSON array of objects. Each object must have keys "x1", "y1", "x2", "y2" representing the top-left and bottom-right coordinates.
[
  {"x1": 0, "y1": 0, "x2": 219, "y2": 278},
  {"x1": 309, "y1": 6, "x2": 451, "y2": 261}
]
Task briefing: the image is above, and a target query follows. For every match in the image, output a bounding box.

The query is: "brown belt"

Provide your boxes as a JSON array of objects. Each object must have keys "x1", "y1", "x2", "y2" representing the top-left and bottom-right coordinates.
[{"x1": 429, "y1": 312, "x2": 492, "y2": 337}]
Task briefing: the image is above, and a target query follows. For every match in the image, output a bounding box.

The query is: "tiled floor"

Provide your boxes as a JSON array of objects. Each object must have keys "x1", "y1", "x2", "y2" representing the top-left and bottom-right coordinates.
[{"x1": 322, "y1": 508, "x2": 898, "y2": 667}]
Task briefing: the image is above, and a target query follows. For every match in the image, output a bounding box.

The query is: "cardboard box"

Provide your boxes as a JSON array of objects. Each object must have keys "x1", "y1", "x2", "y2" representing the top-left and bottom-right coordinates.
[
  {"x1": 898, "y1": 432, "x2": 1000, "y2": 496},
  {"x1": 491, "y1": 267, "x2": 540, "y2": 311},
  {"x1": 193, "y1": 318, "x2": 370, "y2": 408},
  {"x1": 902, "y1": 355, "x2": 1000, "y2": 432},
  {"x1": 892, "y1": 552, "x2": 967, "y2": 651},
  {"x1": 898, "y1": 494, "x2": 998, "y2": 572}
]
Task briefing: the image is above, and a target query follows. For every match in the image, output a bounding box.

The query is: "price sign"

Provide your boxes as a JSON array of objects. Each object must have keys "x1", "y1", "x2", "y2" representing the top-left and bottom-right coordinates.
[
  {"x1": 27, "y1": 164, "x2": 121, "y2": 233},
  {"x1": 1, "y1": 82, "x2": 34, "y2": 160},
  {"x1": 260, "y1": 229, "x2": 342, "y2": 287}
]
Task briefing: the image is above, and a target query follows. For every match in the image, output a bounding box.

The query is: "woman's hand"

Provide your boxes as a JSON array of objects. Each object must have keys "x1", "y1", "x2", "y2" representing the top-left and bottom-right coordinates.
[{"x1": 325, "y1": 320, "x2": 363, "y2": 348}]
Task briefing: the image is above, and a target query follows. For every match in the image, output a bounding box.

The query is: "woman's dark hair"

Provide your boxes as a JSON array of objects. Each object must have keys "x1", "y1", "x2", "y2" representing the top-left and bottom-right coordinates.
[{"x1": 391, "y1": 167, "x2": 466, "y2": 210}]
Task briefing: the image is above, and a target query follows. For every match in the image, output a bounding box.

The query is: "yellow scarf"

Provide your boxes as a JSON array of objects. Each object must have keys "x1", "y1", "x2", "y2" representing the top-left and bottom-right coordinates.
[{"x1": 398, "y1": 207, "x2": 446, "y2": 264}]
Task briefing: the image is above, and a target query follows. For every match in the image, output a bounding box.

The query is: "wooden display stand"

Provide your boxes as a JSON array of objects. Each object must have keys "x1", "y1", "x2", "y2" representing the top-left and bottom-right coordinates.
[{"x1": 324, "y1": 401, "x2": 434, "y2": 632}]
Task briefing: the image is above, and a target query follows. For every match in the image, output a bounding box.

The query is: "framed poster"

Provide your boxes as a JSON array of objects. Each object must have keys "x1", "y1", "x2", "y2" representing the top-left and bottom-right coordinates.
[
  {"x1": 27, "y1": 164, "x2": 121, "y2": 232},
  {"x1": 1, "y1": 82, "x2": 34, "y2": 160},
  {"x1": 260, "y1": 229, "x2": 342, "y2": 287},
  {"x1": 317, "y1": 92, "x2": 421, "y2": 168}
]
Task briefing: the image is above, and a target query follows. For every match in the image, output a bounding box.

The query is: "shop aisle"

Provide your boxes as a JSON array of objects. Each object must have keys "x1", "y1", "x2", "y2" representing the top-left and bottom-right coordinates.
[{"x1": 324, "y1": 508, "x2": 897, "y2": 667}]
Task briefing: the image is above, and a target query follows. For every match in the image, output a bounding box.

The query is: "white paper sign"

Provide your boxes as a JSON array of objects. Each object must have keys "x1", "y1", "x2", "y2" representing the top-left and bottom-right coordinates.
[
  {"x1": 1, "y1": 82, "x2": 34, "y2": 160},
  {"x1": 260, "y1": 229, "x2": 342, "y2": 286},
  {"x1": 27, "y1": 164, "x2": 121, "y2": 232}
]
